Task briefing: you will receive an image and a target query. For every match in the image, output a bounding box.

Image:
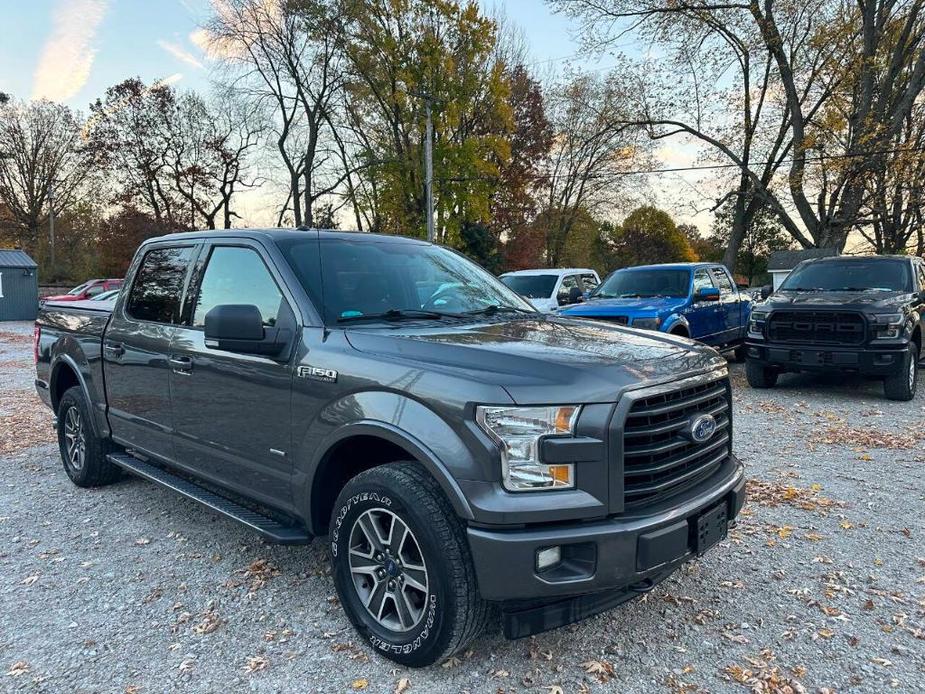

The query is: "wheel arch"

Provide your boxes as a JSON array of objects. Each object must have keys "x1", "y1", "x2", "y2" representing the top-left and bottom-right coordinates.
[
  {"x1": 664, "y1": 314, "x2": 690, "y2": 337},
  {"x1": 304, "y1": 421, "x2": 475, "y2": 536}
]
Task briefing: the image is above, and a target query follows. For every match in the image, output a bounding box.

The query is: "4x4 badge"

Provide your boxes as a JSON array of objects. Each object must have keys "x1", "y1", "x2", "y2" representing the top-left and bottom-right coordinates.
[{"x1": 298, "y1": 365, "x2": 338, "y2": 383}]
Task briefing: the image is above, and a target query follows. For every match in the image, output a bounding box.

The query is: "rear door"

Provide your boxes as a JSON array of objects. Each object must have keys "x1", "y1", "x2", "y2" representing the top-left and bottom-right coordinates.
[
  {"x1": 167, "y1": 240, "x2": 298, "y2": 507},
  {"x1": 104, "y1": 243, "x2": 198, "y2": 459}
]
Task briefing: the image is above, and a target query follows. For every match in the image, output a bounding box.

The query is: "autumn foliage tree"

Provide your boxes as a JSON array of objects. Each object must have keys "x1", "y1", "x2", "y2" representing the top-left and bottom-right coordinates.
[{"x1": 607, "y1": 206, "x2": 697, "y2": 268}]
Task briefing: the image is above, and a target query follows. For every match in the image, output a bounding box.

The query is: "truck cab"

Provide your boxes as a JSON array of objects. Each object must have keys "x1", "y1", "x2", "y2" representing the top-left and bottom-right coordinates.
[
  {"x1": 745, "y1": 255, "x2": 924, "y2": 400},
  {"x1": 499, "y1": 268, "x2": 600, "y2": 313},
  {"x1": 561, "y1": 263, "x2": 752, "y2": 354}
]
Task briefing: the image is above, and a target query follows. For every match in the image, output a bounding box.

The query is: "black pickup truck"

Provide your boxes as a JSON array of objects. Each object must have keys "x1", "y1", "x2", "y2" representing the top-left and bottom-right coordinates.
[
  {"x1": 35, "y1": 229, "x2": 745, "y2": 666},
  {"x1": 745, "y1": 255, "x2": 924, "y2": 400}
]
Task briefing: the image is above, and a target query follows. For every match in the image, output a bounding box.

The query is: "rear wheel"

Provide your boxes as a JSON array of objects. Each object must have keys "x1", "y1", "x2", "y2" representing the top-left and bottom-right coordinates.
[
  {"x1": 884, "y1": 342, "x2": 919, "y2": 401},
  {"x1": 56, "y1": 386, "x2": 120, "y2": 487},
  {"x1": 329, "y1": 462, "x2": 489, "y2": 667},
  {"x1": 745, "y1": 360, "x2": 778, "y2": 389}
]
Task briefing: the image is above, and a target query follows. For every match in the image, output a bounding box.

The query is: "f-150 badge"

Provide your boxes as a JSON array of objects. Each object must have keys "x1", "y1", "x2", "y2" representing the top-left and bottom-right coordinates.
[{"x1": 298, "y1": 365, "x2": 338, "y2": 383}]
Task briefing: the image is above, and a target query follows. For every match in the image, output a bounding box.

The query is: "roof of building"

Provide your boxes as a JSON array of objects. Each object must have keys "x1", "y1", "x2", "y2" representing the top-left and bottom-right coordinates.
[
  {"x1": 767, "y1": 248, "x2": 838, "y2": 271},
  {"x1": 0, "y1": 248, "x2": 37, "y2": 268}
]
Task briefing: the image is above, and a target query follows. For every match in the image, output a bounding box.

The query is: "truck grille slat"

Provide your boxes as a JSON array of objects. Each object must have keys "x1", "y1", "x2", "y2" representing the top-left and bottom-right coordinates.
[
  {"x1": 767, "y1": 310, "x2": 865, "y2": 345},
  {"x1": 622, "y1": 375, "x2": 732, "y2": 507}
]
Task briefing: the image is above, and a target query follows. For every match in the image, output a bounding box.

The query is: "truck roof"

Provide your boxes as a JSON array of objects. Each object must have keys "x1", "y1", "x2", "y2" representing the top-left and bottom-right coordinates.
[
  {"x1": 143, "y1": 228, "x2": 431, "y2": 246},
  {"x1": 500, "y1": 268, "x2": 597, "y2": 277},
  {"x1": 614, "y1": 262, "x2": 722, "y2": 271}
]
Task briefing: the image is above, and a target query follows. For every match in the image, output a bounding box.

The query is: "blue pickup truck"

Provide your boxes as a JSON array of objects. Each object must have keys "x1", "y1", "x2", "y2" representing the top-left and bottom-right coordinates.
[{"x1": 562, "y1": 262, "x2": 753, "y2": 357}]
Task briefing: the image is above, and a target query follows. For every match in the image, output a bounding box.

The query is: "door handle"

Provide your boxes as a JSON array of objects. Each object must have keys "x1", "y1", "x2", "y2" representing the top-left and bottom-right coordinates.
[
  {"x1": 169, "y1": 355, "x2": 193, "y2": 374},
  {"x1": 103, "y1": 342, "x2": 124, "y2": 358}
]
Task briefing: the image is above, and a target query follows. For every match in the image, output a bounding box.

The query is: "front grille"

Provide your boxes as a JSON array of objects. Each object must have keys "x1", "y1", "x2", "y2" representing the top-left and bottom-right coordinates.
[
  {"x1": 767, "y1": 310, "x2": 865, "y2": 345},
  {"x1": 588, "y1": 315, "x2": 628, "y2": 325},
  {"x1": 623, "y1": 375, "x2": 731, "y2": 507}
]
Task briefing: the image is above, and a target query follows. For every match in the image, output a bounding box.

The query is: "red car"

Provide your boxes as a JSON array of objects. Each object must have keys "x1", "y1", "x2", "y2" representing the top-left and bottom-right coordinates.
[{"x1": 42, "y1": 279, "x2": 123, "y2": 304}]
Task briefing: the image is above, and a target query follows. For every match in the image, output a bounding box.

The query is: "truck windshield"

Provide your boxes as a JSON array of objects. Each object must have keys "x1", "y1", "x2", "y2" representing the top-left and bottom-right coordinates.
[
  {"x1": 67, "y1": 282, "x2": 92, "y2": 296},
  {"x1": 278, "y1": 237, "x2": 536, "y2": 324},
  {"x1": 593, "y1": 269, "x2": 691, "y2": 298},
  {"x1": 781, "y1": 259, "x2": 912, "y2": 292},
  {"x1": 500, "y1": 274, "x2": 558, "y2": 298}
]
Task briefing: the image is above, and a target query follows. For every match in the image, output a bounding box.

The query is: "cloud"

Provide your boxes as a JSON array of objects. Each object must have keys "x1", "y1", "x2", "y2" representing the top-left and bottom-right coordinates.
[
  {"x1": 32, "y1": 0, "x2": 109, "y2": 102},
  {"x1": 157, "y1": 39, "x2": 205, "y2": 70},
  {"x1": 154, "y1": 73, "x2": 185, "y2": 88}
]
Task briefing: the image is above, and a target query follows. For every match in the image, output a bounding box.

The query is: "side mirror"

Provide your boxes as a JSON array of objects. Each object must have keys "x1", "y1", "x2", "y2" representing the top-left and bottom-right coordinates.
[
  {"x1": 695, "y1": 287, "x2": 721, "y2": 302},
  {"x1": 204, "y1": 304, "x2": 288, "y2": 356},
  {"x1": 760, "y1": 284, "x2": 773, "y2": 300},
  {"x1": 568, "y1": 286, "x2": 584, "y2": 304}
]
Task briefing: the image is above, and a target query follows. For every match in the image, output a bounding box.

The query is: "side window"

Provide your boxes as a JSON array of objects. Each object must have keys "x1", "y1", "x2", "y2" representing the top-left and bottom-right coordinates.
[
  {"x1": 710, "y1": 267, "x2": 734, "y2": 295},
  {"x1": 558, "y1": 274, "x2": 581, "y2": 302},
  {"x1": 127, "y1": 246, "x2": 194, "y2": 324},
  {"x1": 917, "y1": 262, "x2": 925, "y2": 292},
  {"x1": 193, "y1": 246, "x2": 284, "y2": 327},
  {"x1": 693, "y1": 269, "x2": 714, "y2": 295},
  {"x1": 86, "y1": 284, "x2": 105, "y2": 297},
  {"x1": 581, "y1": 273, "x2": 599, "y2": 291}
]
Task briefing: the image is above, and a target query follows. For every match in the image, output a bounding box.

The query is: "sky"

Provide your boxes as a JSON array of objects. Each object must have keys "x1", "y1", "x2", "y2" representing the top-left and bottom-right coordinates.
[{"x1": 0, "y1": 0, "x2": 710, "y2": 229}]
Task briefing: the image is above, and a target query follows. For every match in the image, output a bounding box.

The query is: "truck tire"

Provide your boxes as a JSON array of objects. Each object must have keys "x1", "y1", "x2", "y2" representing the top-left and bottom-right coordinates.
[
  {"x1": 884, "y1": 342, "x2": 919, "y2": 401},
  {"x1": 329, "y1": 462, "x2": 489, "y2": 667},
  {"x1": 56, "y1": 386, "x2": 120, "y2": 487},
  {"x1": 745, "y1": 360, "x2": 778, "y2": 389}
]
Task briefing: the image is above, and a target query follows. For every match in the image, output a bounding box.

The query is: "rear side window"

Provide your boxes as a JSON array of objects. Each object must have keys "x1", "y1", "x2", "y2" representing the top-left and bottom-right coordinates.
[
  {"x1": 127, "y1": 247, "x2": 194, "y2": 324},
  {"x1": 192, "y1": 246, "x2": 284, "y2": 327}
]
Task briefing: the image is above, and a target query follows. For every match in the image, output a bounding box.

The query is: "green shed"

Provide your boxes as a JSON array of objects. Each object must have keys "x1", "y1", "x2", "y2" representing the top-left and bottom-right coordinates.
[{"x1": 0, "y1": 249, "x2": 39, "y2": 321}]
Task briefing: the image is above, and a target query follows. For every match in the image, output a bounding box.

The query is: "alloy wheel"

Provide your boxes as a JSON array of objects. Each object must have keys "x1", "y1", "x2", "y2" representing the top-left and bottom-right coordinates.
[
  {"x1": 348, "y1": 508, "x2": 429, "y2": 632},
  {"x1": 63, "y1": 405, "x2": 86, "y2": 472}
]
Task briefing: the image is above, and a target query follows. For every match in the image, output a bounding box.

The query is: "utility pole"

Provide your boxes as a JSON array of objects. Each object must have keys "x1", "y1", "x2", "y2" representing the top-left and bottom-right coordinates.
[
  {"x1": 423, "y1": 96, "x2": 434, "y2": 244},
  {"x1": 48, "y1": 180, "x2": 56, "y2": 275}
]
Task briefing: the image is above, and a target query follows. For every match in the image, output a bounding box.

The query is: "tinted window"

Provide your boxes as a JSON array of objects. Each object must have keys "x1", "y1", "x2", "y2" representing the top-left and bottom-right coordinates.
[
  {"x1": 127, "y1": 247, "x2": 194, "y2": 323},
  {"x1": 86, "y1": 284, "x2": 105, "y2": 297},
  {"x1": 279, "y1": 238, "x2": 534, "y2": 324},
  {"x1": 693, "y1": 269, "x2": 714, "y2": 294},
  {"x1": 594, "y1": 269, "x2": 691, "y2": 298},
  {"x1": 581, "y1": 273, "x2": 599, "y2": 290},
  {"x1": 781, "y1": 259, "x2": 912, "y2": 292},
  {"x1": 558, "y1": 274, "x2": 580, "y2": 300},
  {"x1": 500, "y1": 274, "x2": 558, "y2": 299},
  {"x1": 193, "y1": 246, "x2": 284, "y2": 327},
  {"x1": 710, "y1": 267, "x2": 734, "y2": 294}
]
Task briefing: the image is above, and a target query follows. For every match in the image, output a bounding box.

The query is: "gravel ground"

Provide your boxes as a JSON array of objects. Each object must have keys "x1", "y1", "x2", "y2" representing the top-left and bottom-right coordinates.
[{"x1": 1, "y1": 321, "x2": 923, "y2": 693}]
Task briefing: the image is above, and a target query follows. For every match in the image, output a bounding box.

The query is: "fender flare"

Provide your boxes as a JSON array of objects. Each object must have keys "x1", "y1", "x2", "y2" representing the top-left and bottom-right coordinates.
[
  {"x1": 50, "y1": 354, "x2": 108, "y2": 437},
  {"x1": 300, "y1": 418, "x2": 477, "y2": 533},
  {"x1": 662, "y1": 314, "x2": 690, "y2": 336}
]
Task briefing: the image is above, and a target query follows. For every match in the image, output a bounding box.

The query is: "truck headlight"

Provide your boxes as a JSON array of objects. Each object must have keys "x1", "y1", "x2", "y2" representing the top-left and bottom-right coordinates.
[
  {"x1": 872, "y1": 313, "x2": 904, "y2": 339},
  {"x1": 749, "y1": 310, "x2": 769, "y2": 335},
  {"x1": 475, "y1": 405, "x2": 579, "y2": 491},
  {"x1": 632, "y1": 317, "x2": 660, "y2": 330}
]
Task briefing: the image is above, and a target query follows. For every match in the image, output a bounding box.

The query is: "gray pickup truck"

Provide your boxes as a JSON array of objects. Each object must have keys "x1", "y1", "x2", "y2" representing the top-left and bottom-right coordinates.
[{"x1": 35, "y1": 229, "x2": 745, "y2": 667}]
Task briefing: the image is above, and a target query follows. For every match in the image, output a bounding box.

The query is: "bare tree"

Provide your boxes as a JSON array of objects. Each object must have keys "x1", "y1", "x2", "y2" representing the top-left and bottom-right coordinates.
[
  {"x1": 540, "y1": 69, "x2": 649, "y2": 265},
  {"x1": 0, "y1": 98, "x2": 98, "y2": 258},
  {"x1": 206, "y1": 0, "x2": 345, "y2": 227}
]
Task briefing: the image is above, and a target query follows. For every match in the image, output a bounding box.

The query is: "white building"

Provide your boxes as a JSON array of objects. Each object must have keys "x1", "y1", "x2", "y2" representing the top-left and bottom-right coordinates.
[{"x1": 766, "y1": 248, "x2": 839, "y2": 290}]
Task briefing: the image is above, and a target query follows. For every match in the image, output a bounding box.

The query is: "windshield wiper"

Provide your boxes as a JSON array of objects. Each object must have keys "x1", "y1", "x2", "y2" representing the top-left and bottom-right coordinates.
[
  {"x1": 464, "y1": 304, "x2": 535, "y2": 316},
  {"x1": 831, "y1": 287, "x2": 892, "y2": 292},
  {"x1": 337, "y1": 308, "x2": 458, "y2": 324},
  {"x1": 786, "y1": 287, "x2": 827, "y2": 292}
]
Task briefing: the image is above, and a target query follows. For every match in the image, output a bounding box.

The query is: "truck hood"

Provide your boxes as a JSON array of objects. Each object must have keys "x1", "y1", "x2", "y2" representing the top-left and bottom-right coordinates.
[
  {"x1": 561, "y1": 296, "x2": 687, "y2": 317},
  {"x1": 344, "y1": 316, "x2": 725, "y2": 404},
  {"x1": 764, "y1": 289, "x2": 912, "y2": 312}
]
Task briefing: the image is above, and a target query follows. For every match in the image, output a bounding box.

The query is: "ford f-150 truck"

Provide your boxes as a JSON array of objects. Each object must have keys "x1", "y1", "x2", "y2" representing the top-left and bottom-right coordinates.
[
  {"x1": 35, "y1": 229, "x2": 745, "y2": 667},
  {"x1": 561, "y1": 263, "x2": 752, "y2": 358},
  {"x1": 745, "y1": 254, "x2": 924, "y2": 400}
]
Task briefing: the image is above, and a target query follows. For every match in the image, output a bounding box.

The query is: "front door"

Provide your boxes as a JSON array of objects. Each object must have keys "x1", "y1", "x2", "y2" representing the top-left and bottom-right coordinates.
[
  {"x1": 168, "y1": 241, "x2": 296, "y2": 508},
  {"x1": 688, "y1": 268, "x2": 721, "y2": 343},
  {"x1": 104, "y1": 244, "x2": 197, "y2": 459}
]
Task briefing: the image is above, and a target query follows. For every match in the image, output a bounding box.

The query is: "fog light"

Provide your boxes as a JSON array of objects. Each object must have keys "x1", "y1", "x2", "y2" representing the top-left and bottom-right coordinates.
[{"x1": 536, "y1": 546, "x2": 561, "y2": 571}]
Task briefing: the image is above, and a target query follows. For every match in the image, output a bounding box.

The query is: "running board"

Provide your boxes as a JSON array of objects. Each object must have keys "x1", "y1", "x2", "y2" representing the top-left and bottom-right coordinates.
[{"x1": 107, "y1": 453, "x2": 311, "y2": 545}]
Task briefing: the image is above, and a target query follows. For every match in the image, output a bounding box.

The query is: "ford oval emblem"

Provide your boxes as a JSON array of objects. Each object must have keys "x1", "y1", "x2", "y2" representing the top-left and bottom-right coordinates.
[{"x1": 688, "y1": 414, "x2": 717, "y2": 443}]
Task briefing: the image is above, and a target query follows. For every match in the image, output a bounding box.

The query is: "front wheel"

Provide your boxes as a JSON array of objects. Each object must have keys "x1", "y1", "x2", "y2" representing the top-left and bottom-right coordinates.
[
  {"x1": 329, "y1": 462, "x2": 489, "y2": 667},
  {"x1": 745, "y1": 360, "x2": 779, "y2": 389},
  {"x1": 884, "y1": 342, "x2": 919, "y2": 401}
]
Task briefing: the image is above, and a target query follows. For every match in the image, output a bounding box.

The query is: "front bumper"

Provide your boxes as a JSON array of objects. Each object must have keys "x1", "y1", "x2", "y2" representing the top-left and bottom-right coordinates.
[
  {"x1": 466, "y1": 456, "x2": 745, "y2": 635},
  {"x1": 745, "y1": 340, "x2": 907, "y2": 376}
]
